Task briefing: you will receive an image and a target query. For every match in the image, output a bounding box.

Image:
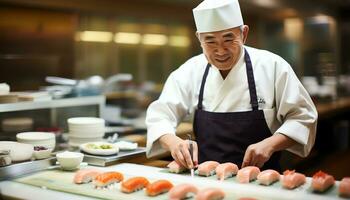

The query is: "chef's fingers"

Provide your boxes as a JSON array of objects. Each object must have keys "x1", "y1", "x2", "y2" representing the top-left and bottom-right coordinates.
[
  {"x1": 242, "y1": 149, "x2": 253, "y2": 168},
  {"x1": 192, "y1": 141, "x2": 199, "y2": 167},
  {"x1": 175, "y1": 149, "x2": 188, "y2": 168},
  {"x1": 180, "y1": 144, "x2": 193, "y2": 169},
  {"x1": 172, "y1": 150, "x2": 186, "y2": 168}
]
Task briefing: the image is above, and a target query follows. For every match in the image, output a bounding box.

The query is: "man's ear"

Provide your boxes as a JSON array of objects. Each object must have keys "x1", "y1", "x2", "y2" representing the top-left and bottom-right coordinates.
[{"x1": 242, "y1": 25, "x2": 249, "y2": 44}]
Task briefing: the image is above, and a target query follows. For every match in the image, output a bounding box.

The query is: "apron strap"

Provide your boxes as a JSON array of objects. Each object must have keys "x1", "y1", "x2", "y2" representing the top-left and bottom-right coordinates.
[
  {"x1": 197, "y1": 63, "x2": 211, "y2": 110},
  {"x1": 244, "y1": 48, "x2": 259, "y2": 111}
]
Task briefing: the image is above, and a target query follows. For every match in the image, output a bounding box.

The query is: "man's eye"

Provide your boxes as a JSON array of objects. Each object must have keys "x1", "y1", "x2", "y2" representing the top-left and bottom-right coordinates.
[
  {"x1": 224, "y1": 39, "x2": 233, "y2": 42},
  {"x1": 206, "y1": 41, "x2": 215, "y2": 44}
]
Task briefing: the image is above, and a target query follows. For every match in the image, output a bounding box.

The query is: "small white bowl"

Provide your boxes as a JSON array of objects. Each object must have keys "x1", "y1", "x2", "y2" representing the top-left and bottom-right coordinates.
[
  {"x1": 16, "y1": 132, "x2": 56, "y2": 149},
  {"x1": 0, "y1": 141, "x2": 33, "y2": 162},
  {"x1": 56, "y1": 151, "x2": 84, "y2": 171},
  {"x1": 33, "y1": 148, "x2": 53, "y2": 160}
]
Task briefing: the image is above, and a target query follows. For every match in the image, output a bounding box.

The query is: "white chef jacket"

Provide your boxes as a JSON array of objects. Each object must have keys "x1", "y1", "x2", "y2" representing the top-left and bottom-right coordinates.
[{"x1": 146, "y1": 45, "x2": 318, "y2": 158}]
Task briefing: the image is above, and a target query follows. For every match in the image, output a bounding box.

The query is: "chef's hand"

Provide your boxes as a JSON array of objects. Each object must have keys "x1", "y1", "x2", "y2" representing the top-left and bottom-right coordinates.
[
  {"x1": 242, "y1": 133, "x2": 297, "y2": 168},
  {"x1": 159, "y1": 134, "x2": 198, "y2": 169}
]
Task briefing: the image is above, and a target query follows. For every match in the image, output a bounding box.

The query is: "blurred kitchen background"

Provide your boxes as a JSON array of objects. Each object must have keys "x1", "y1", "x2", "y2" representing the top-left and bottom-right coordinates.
[{"x1": 0, "y1": 0, "x2": 349, "y2": 178}]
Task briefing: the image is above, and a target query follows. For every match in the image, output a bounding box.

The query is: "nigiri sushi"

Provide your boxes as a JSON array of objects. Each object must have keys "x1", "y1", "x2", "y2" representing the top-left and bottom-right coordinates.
[
  {"x1": 73, "y1": 168, "x2": 102, "y2": 184},
  {"x1": 146, "y1": 179, "x2": 174, "y2": 196},
  {"x1": 216, "y1": 162, "x2": 238, "y2": 181},
  {"x1": 339, "y1": 177, "x2": 350, "y2": 198},
  {"x1": 311, "y1": 171, "x2": 335, "y2": 192},
  {"x1": 237, "y1": 166, "x2": 260, "y2": 183},
  {"x1": 121, "y1": 177, "x2": 150, "y2": 193},
  {"x1": 168, "y1": 160, "x2": 187, "y2": 174},
  {"x1": 196, "y1": 161, "x2": 220, "y2": 177},
  {"x1": 93, "y1": 171, "x2": 124, "y2": 187},
  {"x1": 195, "y1": 187, "x2": 225, "y2": 200},
  {"x1": 281, "y1": 170, "x2": 306, "y2": 189},
  {"x1": 168, "y1": 183, "x2": 198, "y2": 200},
  {"x1": 257, "y1": 169, "x2": 280, "y2": 186}
]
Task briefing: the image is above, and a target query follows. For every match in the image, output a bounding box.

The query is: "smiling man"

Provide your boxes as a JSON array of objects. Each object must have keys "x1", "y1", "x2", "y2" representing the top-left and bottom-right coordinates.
[{"x1": 145, "y1": 0, "x2": 317, "y2": 171}]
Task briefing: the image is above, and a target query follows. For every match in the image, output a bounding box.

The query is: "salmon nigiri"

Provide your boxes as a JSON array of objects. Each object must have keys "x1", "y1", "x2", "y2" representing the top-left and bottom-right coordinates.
[
  {"x1": 195, "y1": 188, "x2": 225, "y2": 200},
  {"x1": 168, "y1": 183, "x2": 198, "y2": 200},
  {"x1": 339, "y1": 177, "x2": 350, "y2": 198},
  {"x1": 281, "y1": 170, "x2": 306, "y2": 189},
  {"x1": 196, "y1": 161, "x2": 220, "y2": 177},
  {"x1": 311, "y1": 171, "x2": 335, "y2": 192},
  {"x1": 237, "y1": 166, "x2": 260, "y2": 183},
  {"x1": 257, "y1": 169, "x2": 280, "y2": 186},
  {"x1": 121, "y1": 177, "x2": 150, "y2": 193},
  {"x1": 168, "y1": 160, "x2": 187, "y2": 174},
  {"x1": 93, "y1": 171, "x2": 124, "y2": 187},
  {"x1": 216, "y1": 162, "x2": 238, "y2": 181},
  {"x1": 146, "y1": 180, "x2": 174, "y2": 196},
  {"x1": 73, "y1": 168, "x2": 102, "y2": 184}
]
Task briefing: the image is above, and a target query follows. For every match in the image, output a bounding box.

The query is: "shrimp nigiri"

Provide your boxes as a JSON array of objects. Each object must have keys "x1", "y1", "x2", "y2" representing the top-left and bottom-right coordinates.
[
  {"x1": 195, "y1": 187, "x2": 225, "y2": 200},
  {"x1": 257, "y1": 169, "x2": 280, "y2": 186},
  {"x1": 73, "y1": 168, "x2": 102, "y2": 184},
  {"x1": 216, "y1": 162, "x2": 238, "y2": 181},
  {"x1": 237, "y1": 166, "x2": 260, "y2": 183},
  {"x1": 168, "y1": 160, "x2": 187, "y2": 174},
  {"x1": 311, "y1": 171, "x2": 335, "y2": 192},
  {"x1": 196, "y1": 161, "x2": 220, "y2": 177},
  {"x1": 281, "y1": 170, "x2": 306, "y2": 189},
  {"x1": 169, "y1": 183, "x2": 198, "y2": 200}
]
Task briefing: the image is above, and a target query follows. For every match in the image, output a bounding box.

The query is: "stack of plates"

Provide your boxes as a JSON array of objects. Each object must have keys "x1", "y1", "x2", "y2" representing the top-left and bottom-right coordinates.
[{"x1": 67, "y1": 117, "x2": 105, "y2": 147}]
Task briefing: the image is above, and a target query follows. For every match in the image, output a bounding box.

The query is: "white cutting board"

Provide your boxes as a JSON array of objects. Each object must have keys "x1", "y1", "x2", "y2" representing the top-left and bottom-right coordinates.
[{"x1": 15, "y1": 163, "x2": 343, "y2": 200}]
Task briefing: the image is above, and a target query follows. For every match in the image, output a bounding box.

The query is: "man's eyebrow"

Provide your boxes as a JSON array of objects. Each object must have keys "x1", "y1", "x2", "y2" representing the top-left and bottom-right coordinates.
[
  {"x1": 203, "y1": 35, "x2": 215, "y2": 40},
  {"x1": 222, "y1": 32, "x2": 235, "y2": 38}
]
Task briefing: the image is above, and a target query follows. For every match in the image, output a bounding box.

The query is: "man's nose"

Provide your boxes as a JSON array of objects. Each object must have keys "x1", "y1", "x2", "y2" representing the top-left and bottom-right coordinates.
[{"x1": 215, "y1": 45, "x2": 226, "y2": 55}]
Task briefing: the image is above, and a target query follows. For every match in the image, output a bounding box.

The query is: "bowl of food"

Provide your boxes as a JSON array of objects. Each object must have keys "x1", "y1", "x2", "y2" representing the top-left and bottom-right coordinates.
[
  {"x1": 16, "y1": 132, "x2": 56, "y2": 149},
  {"x1": 33, "y1": 146, "x2": 53, "y2": 160},
  {"x1": 56, "y1": 151, "x2": 84, "y2": 171}
]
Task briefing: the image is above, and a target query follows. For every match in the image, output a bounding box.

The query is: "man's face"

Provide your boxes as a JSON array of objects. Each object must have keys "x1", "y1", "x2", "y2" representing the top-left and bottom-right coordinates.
[{"x1": 197, "y1": 26, "x2": 249, "y2": 71}]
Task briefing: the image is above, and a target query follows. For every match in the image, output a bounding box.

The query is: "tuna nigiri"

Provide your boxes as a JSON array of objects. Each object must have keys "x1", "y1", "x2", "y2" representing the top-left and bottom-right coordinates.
[
  {"x1": 93, "y1": 171, "x2": 124, "y2": 187},
  {"x1": 195, "y1": 187, "x2": 225, "y2": 200},
  {"x1": 146, "y1": 180, "x2": 174, "y2": 196},
  {"x1": 339, "y1": 177, "x2": 350, "y2": 198},
  {"x1": 281, "y1": 170, "x2": 306, "y2": 189},
  {"x1": 73, "y1": 168, "x2": 102, "y2": 184},
  {"x1": 168, "y1": 160, "x2": 187, "y2": 174},
  {"x1": 237, "y1": 166, "x2": 260, "y2": 183},
  {"x1": 121, "y1": 177, "x2": 150, "y2": 193},
  {"x1": 168, "y1": 183, "x2": 198, "y2": 200},
  {"x1": 311, "y1": 171, "x2": 335, "y2": 192},
  {"x1": 196, "y1": 161, "x2": 220, "y2": 177},
  {"x1": 257, "y1": 169, "x2": 280, "y2": 186},
  {"x1": 216, "y1": 162, "x2": 238, "y2": 181}
]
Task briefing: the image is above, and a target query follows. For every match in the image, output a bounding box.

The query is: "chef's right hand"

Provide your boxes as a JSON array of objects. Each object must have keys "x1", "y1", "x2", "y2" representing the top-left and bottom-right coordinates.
[{"x1": 159, "y1": 134, "x2": 198, "y2": 169}]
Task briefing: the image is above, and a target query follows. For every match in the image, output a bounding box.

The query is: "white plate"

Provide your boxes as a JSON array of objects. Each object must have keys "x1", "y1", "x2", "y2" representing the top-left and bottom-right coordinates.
[{"x1": 79, "y1": 142, "x2": 119, "y2": 155}]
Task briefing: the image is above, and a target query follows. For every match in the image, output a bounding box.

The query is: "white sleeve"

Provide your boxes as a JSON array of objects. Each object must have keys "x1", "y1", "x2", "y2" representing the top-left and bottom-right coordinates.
[
  {"x1": 274, "y1": 58, "x2": 318, "y2": 157},
  {"x1": 145, "y1": 70, "x2": 192, "y2": 158}
]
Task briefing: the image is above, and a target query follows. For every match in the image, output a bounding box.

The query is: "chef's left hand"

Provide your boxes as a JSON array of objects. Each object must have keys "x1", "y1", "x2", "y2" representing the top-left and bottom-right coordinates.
[{"x1": 241, "y1": 138, "x2": 274, "y2": 168}]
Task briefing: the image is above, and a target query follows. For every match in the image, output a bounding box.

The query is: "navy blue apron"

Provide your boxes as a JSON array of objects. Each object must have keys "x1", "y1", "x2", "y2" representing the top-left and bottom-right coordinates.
[{"x1": 193, "y1": 48, "x2": 281, "y2": 170}]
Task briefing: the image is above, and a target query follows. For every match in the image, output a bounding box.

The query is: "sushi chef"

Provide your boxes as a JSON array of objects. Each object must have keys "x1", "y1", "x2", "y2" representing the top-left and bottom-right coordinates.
[{"x1": 145, "y1": 0, "x2": 317, "y2": 170}]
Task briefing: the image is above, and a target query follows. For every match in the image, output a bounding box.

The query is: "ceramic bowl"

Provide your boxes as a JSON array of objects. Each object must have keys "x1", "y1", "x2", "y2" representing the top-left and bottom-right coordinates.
[
  {"x1": 33, "y1": 148, "x2": 53, "y2": 160},
  {"x1": 0, "y1": 141, "x2": 33, "y2": 162},
  {"x1": 16, "y1": 132, "x2": 56, "y2": 149},
  {"x1": 56, "y1": 151, "x2": 84, "y2": 171}
]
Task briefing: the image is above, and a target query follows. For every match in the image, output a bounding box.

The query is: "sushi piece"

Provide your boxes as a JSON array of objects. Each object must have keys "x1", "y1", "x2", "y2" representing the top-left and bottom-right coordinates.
[
  {"x1": 196, "y1": 161, "x2": 220, "y2": 177},
  {"x1": 311, "y1": 171, "x2": 335, "y2": 192},
  {"x1": 73, "y1": 168, "x2": 102, "y2": 184},
  {"x1": 121, "y1": 177, "x2": 150, "y2": 193},
  {"x1": 146, "y1": 179, "x2": 174, "y2": 196},
  {"x1": 237, "y1": 166, "x2": 260, "y2": 183},
  {"x1": 195, "y1": 187, "x2": 225, "y2": 200},
  {"x1": 215, "y1": 162, "x2": 238, "y2": 181},
  {"x1": 168, "y1": 183, "x2": 198, "y2": 200},
  {"x1": 168, "y1": 160, "x2": 187, "y2": 174},
  {"x1": 93, "y1": 171, "x2": 124, "y2": 187},
  {"x1": 339, "y1": 177, "x2": 350, "y2": 198},
  {"x1": 257, "y1": 169, "x2": 280, "y2": 186},
  {"x1": 281, "y1": 170, "x2": 306, "y2": 189}
]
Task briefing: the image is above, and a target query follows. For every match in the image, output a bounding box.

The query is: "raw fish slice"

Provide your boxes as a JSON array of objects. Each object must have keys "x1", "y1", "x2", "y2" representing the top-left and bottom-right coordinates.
[
  {"x1": 195, "y1": 187, "x2": 225, "y2": 200},
  {"x1": 146, "y1": 179, "x2": 174, "y2": 196},
  {"x1": 168, "y1": 183, "x2": 198, "y2": 200},
  {"x1": 121, "y1": 177, "x2": 150, "y2": 193},
  {"x1": 168, "y1": 160, "x2": 187, "y2": 174},
  {"x1": 73, "y1": 168, "x2": 102, "y2": 184},
  {"x1": 237, "y1": 166, "x2": 260, "y2": 183},
  {"x1": 281, "y1": 170, "x2": 306, "y2": 189},
  {"x1": 215, "y1": 162, "x2": 238, "y2": 181},
  {"x1": 311, "y1": 171, "x2": 335, "y2": 192},
  {"x1": 196, "y1": 161, "x2": 220, "y2": 177},
  {"x1": 93, "y1": 171, "x2": 124, "y2": 187},
  {"x1": 339, "y1": 177, "x2": 350, "y2": 198},
  {"x1": 257, "y1": 169, "x2": 280, "y2": 186}
]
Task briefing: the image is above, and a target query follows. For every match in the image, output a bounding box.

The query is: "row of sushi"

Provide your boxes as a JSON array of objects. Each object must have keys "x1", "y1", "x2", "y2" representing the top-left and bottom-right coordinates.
[
  {"x1": 73, "y1": 168, "x2": 227, "y2": 199},
  {"x1": 168, "y1": 160, "x2": 350, "y2": 197}
]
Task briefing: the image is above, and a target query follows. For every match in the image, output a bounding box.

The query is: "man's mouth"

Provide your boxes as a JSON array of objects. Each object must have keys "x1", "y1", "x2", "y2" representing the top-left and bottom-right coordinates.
[{"x1": 215, "y1": 57, "x2": 230, "y2": 63}]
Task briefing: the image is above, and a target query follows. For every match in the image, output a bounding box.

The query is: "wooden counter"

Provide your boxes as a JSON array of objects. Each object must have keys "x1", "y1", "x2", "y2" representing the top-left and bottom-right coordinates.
[{"x1": 315, "y1": 97, "x2": 350, "y2": 119}]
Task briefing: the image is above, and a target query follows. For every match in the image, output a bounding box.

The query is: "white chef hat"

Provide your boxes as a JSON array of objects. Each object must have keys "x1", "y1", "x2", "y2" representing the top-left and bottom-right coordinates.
[{"x1": 193, "y1": 0, "x2": 244, "y2": 33}]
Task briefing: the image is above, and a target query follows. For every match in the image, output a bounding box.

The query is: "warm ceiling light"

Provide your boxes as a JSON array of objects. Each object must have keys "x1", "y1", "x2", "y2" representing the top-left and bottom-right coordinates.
[
  {"x1": 142, "y1": 34, "x2": 168, "y2": 46},
  {"x1": 76, "y1": 31, "x2": 113, "y2": 42},
  {"x1": 169, "y1": 36, "x2": 190, "y2": 47},
  {"x1": 114, "y1": 32, "x2": 141, "y2": 44}
]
